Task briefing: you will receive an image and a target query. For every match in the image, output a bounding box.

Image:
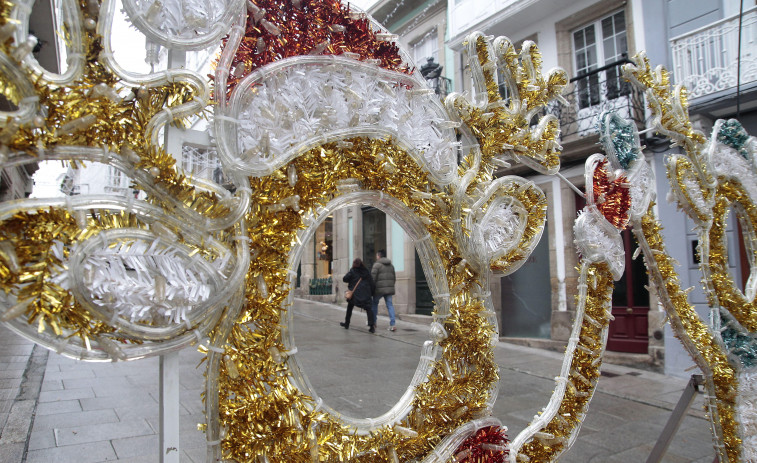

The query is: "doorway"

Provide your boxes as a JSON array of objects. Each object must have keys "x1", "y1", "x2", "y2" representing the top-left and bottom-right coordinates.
[
  {"x1": 361, "y1": 206, "x2": 386, "y2": 270},
  {"x1": 414, "y1": 251, "x2": 434, "y2": 315},
  {"x1": 607, "y1": 229, "x2": 650, "y2": 353},
  {"x1": 499, "y1": 221, "x2": 552, "y2": 338}
]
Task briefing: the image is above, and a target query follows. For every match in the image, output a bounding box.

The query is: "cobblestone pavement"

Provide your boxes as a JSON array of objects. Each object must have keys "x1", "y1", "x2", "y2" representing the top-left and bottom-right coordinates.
[{"x1": 0, "y1": 298, "x2": 716, "y2": 462}]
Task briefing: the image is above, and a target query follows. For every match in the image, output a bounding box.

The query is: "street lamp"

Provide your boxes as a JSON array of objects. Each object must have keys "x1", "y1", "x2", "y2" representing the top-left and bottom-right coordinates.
[{"x1": 419, "y1": 57, "x2": 451, "y2": 98}]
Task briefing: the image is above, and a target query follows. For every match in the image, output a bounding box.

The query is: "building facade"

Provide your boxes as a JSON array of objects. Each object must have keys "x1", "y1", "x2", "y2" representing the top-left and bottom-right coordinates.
[{"x1": 443, "y1": 0, "x2": 757, "y2": 377}]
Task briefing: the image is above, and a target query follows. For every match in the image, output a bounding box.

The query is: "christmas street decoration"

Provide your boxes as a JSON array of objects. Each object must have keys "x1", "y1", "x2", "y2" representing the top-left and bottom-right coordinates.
[{"x1": 0, "y1": 0, "x2": 671, "y2": 461}]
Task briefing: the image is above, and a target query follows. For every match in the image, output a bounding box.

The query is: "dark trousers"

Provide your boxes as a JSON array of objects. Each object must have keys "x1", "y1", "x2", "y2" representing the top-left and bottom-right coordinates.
[{"x1": 344, "y1": 301, "x2": 375, "y2": 327}]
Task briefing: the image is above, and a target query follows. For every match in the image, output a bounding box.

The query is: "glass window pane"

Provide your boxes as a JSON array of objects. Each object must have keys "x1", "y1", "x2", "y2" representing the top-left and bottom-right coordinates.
[
  {"x1": 604, "y1": 37, "x2": 615, "y2": 62},
  {"x1": 602, "y1": 17, "x2": 613, "y2": 39},
  {"x1": 587, "y1": 46, "x2": 597, "y2": 68},
  {"x1": 577, "y1": 51, "x2": 586, "y2": 70},
  {"x1": 574, "y1": 30, "x2": 584, "y2": 50},
  {"x1": 585, "y1": 25, "x2": 595, "y2": 45},
  {"x1": 618, "y1": 32, "x2": 628, "y2": 55},
  {"x1": 632, "y1": 243, "x2": 650, "y2": 306},
  {"x1": 612, "y1": 271, "x2": 628, "y2": 306},
  {"x1": 615, "y1": 11, "x2": 626, "y2": 33}
]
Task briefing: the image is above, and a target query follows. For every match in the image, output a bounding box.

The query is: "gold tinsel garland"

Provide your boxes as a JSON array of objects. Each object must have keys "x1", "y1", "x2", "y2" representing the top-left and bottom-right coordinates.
[
  {"x1": 487, "y1": 182, "x2": 547, "y2": 274},
  {"x1": 518, "y1": 261, "x2": 614, "y2": 461},
  {"x1": 451, "y1": 35, "x2": 564, "y2": 173},
  {"x1": 216, "y1": 138, "x2": 507, "y2": 462},
  {"x1": 637, "y1": 203, "x2": 739, "y2": 463},
  {"x1": 707, "y1": 180, "x2": 757, "y2": 332},
  {"x1": 0, "y1": 209, "x2": 143, "y2": 343}
]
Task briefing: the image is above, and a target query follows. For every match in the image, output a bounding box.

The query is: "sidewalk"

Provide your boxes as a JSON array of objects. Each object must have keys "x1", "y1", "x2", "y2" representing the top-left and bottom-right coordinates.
[{"x1": 0, "y1": 299, "x2": 714, "y2": 462}]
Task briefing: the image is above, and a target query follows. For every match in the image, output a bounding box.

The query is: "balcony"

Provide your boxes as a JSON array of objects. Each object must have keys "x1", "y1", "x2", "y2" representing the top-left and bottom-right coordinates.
[
  {"x1": 671, "y1": 6, "x2": 757, "y2": 100},
  {"x1": 548, "y1": 58, "x2": 646, "y2": 142}
]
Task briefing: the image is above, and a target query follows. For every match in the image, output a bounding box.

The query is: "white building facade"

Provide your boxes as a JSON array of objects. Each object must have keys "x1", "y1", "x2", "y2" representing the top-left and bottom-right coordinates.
[{"x1": 444, "y1": 0, "x2": 755, "y2": 377}]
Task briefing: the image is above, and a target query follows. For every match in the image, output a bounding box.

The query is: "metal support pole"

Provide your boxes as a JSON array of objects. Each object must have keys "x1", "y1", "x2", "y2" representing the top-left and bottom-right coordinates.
[
  {"x1": 646, "y1": 374, "x2": 704, "y2": 463},
  {"x1": 158, "y1": 48, "x2": 187, "y2": 463},
  {"x1": 159, "y1": 351, "x2": 181, "y2": 463}
]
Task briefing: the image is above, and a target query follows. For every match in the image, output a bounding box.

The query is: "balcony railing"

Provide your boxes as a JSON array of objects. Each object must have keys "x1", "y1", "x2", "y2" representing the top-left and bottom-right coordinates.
[
  {"x1": 671, "y1": 6, "x2": 757, "y2": 99},
  {"x1": 548, "y1": 58, "x2": 645, "y2": 140}
]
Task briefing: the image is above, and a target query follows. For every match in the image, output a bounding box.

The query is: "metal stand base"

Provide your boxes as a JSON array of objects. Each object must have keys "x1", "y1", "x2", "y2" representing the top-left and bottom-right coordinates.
[{"x1": 646, "y1": 374, "x2": 705, "y2": 463}]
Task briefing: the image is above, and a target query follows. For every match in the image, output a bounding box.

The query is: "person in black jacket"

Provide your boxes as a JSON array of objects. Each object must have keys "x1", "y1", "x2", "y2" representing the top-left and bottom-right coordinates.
[{"x1": 341, "y1": 258, "x2": 376, "y2": 333}]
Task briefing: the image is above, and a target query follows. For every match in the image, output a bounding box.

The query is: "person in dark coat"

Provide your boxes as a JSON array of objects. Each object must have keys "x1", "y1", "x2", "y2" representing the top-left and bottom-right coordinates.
[
  {"x1": 341, "y1": 258, "x2": 376, "y2": 333},
  {"x1": 371, "y1": 249, "x2": 396, "y2": 331}
]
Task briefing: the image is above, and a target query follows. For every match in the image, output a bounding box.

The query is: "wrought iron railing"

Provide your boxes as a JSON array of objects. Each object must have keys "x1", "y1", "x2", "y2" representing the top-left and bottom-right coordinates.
[
  {"x1": 308, "y1": 277, "x2": 333, "y2": 295},
  {"x1": 548, "y1": 58, "x2": 645, "y2": 140},
  {"x1": 670, "y1": 6, "x2": 757, "y2": 99}
]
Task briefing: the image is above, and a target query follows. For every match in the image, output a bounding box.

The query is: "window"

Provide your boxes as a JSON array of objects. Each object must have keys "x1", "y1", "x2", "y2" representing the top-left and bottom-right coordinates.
[
  {"x1": 105, "y1": 166, "x2": 125, "y2": 193},
  {"x1": 412, "y1": 30, "x2": 438, "y2": 68},
  {"x1": 181, "y1": 145, "x2": 224, "y2": 183},
  {"x1": 572, "y1": 10, "x2": 628, "y2": 109}
]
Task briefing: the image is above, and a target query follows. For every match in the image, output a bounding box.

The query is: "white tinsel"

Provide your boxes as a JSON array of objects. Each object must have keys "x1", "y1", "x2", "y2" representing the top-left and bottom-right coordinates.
[
  {"x1": 709, "y1": 142, "x2": 757, "y2": 205},
  {"x1": 573, "y1": 208, "x2": 624, "y2": 280},
  {"x1": 680, "y1": 174, "x2": 709, "y2": 217},
  {"x1": 480, "y1": 201, "x2": 526, "y2": 256},
  {"x1": 235, "y1": 64, "x2": 458, "y2": 180},
  {"x1": 82, "y1": 239, "x2": 216, "y2": 325},
  {"x1": 628, "y1": 161, "x2": 654, "y2": 220},
  {"x1": 130, "y1": 0, "x2": 226, "y2": 37}
]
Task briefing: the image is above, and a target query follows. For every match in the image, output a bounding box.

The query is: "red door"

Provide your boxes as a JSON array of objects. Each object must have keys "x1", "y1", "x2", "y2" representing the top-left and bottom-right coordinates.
[{"x1": 607, "y1": 229, "x2": 650, "y2": 353}]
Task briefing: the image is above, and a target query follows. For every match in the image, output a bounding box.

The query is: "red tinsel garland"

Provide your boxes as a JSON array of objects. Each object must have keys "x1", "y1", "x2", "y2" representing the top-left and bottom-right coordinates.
[
  {"x1": 593, "y1": 159, "x2": 631, "y2": 230},
  {"x1": 452, "y1": 426, "x2": 510, "y2": 463},
  {"x1": 220, "y1": 0, "x2": 412, "y2": 95}
]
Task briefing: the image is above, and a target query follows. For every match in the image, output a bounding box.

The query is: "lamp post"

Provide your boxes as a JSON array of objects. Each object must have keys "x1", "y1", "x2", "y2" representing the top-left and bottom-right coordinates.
[{"x1": 419, "y1": 57, "x2": 451, "y2": 98}]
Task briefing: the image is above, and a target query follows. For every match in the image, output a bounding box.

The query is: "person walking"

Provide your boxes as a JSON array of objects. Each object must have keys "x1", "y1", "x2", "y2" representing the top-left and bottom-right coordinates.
[
  {"x1": 341, "y1": 258, "x2": 376, "y2": 333},
  {"x1": 371, "y1": 249, "x2": 396, "y2": 331}
]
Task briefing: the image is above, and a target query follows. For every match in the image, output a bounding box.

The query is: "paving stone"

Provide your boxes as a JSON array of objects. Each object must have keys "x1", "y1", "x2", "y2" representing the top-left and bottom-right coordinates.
[
  {"x1": 42, "y1": 368, "x2": 96, "y2": 381},
  {"x1": 109, "y1": 457, "x2": 159, "y2": 463},
  {"x1": 26, "y1": 441, "x2": 118, "y2": 463},
  {"x1": 115, "y1": 400, "x2": 190, "y2": 422},
  {"x1": 27, "y1": 428, "x2": 56, "y2": 450},
  {"x1": 40, "y1": 379, "x2": 63, "y2": 392},
  {"x1": 54, "y1": 418, "x2": 153, "y2": 446},
  {"x1": 38, "y1": 386, "x2": 95, "y2": 403},
  {"x1": 35, "y1": 399, "x2": 82, "y2": 416},
  {"x1": 62, "y1": 376, "x2": 127, "y2": 391},
  {"x1": 1, "y1": 355, "x2": 34, "y2": 363},
  {"x1": 581, "y1": 418, "x2": 666, "y2": 453},
  {"x1": 0, "y1": 369, "x2": 27, "y2": 379},
  {"x1": 80, "y1": 392, "x2": 157, "y2": 411},
  {"x1": 560, "y1": 437, "x2": 612, "y2": 462},
  {"x1": 0, "y1": 361, "x2": 30, "y2": 371},
  {"x1": 111, "y1": 433, "x2": 158, "y2": 459},
  {"x1": 180, "y1": 426, "x2": 208, "y2": 450},
  {"x1": 0, "y1": 377, "x2": 23, "y2": 390},
  {"x1": 0, "y1": 399, "x2": 13, "y2": 415},
  {"x1": 0, "y1": 345, "x2": 34, "y2": 356},
  {"x1": 0, "y1": 442, "x2": 25, "y2": 462},
  {"x1": 0, "y1": 388, "x2": 19, "y2": 400},
  {"x1": 604, "y1": 443, "x2": 692, "y2": 462},
  {"x1": 33, "y1": 408, "x2": 119, "y2": 431},
  {"x1": 0, "y1": 399, "x2": 35, "y2": 444},
  {"x1": 184, "y1": 446, "x2": 207, "y2": 463}
]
